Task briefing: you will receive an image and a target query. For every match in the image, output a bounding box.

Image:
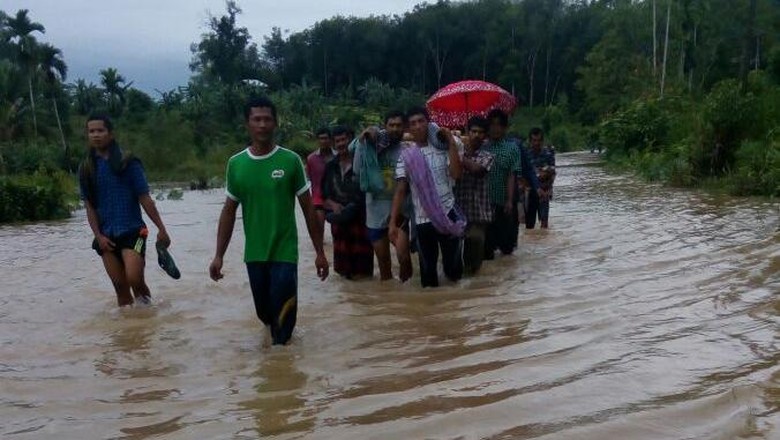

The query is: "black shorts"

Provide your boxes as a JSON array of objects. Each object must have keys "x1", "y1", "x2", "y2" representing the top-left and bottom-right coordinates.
[{"x1": 92, "y1": 228, "x2": 147, "y2": 258}]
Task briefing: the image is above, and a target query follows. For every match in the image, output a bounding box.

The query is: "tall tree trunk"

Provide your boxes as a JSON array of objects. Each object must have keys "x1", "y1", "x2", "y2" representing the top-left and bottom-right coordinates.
[
  {"x1": 27, "y1": 77, "x2": 38, "y2": 137},
  {"x1": 754, "y1": 35, "x2": 760, "y2": 71},
  {"x1": 544, "y1": 43, "x2": 552, "y2": 106},
  {"x1": 323, "y1": 49, "x2": 328, "y2": 96},
  {"x1": 653, "y1": 0, "x2": 658, "y2": 77},
  {"x1": 688, "y1": 24, "x2": 697, "y2": 92},
  {"x1": 482, "y1": 43, "x2": 488, "y2": 80},
  {"x1": 660, "y1": 0, "x2": 671, "y2": 98},
  {"x1": 551, "y1": 73, "x2": 562, "y2": 106},
  {"x1": 52, "y1": 97, "x2": 67, "y2": 154},
  {"x1": 527, "y1": 47, "x2": 539, "y2": 109},
  {"x1": 428, "y1": 32, "x2": 449, "y2": 89},
  {"x1": 740, "y1": 0, "x2": 757, "y2": 93}
]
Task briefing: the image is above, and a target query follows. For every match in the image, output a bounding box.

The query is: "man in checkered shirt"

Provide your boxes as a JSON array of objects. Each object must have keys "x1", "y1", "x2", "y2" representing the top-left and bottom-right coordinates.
[{"x1": 454, "y1": 116, "x2": 495, "y2": 275}]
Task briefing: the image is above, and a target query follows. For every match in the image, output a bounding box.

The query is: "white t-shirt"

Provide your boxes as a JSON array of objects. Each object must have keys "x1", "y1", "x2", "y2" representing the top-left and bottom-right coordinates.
[{"x1": 395, "y1": 143, "x2": 456, "y2": 225}]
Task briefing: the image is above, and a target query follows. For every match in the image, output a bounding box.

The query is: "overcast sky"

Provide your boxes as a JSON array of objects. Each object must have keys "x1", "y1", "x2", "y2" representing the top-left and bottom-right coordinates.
[{"x1": 3, "y1": 0, "x2": 422, "y2": 96}]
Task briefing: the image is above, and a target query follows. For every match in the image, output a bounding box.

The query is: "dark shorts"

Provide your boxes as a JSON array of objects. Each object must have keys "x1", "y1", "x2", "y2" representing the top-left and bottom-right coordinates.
[
  {"x1": 246, "y1": 262, "x2": 298, "y2": 345},
  {"x1": 367, "y1": 227, "x2": 388, "y2": 243},
  {"x1": 92, "y1": 227, "x2": 147, "y2": 258}
]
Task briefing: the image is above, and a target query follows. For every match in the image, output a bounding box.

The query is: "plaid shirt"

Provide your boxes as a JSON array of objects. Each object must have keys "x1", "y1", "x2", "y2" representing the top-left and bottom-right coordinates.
[
  {"x1": 483, "y1": 139, "x2": 521, "y2": 206},
  {"x1": 79, "y1": 156, "x2": 149, "y2": 237},
  {"x1": 454, "y1": 149, "x2": 495, "y2": 224}
]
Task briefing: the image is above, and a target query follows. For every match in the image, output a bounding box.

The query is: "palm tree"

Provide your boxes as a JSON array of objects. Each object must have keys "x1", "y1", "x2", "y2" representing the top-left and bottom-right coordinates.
[
  {"x1": 0, "y1": 60, "x2": 26, "y2": 141},
  {"x1": 70, "y1": 79, "x2": 102, "y2": 116},
  {"x1": 100, "y1": 67, "x2": 132, "y2": 117},
  {"x1": 37, "y1": 43, "x2": 68, "y2": 152},
  {"x1": 5, "y1": 9, "x2": 45, "y2": 137}
]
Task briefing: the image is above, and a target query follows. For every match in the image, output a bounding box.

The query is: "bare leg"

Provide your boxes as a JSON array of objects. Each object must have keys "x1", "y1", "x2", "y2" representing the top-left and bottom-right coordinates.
[
  {"x1": 121, "y1": 249, "x2": 150, "y2": 301},
  {"x1": 101, "y1": 252, "x2": 132, "y2": 306},
  {"x1": 395, "y1": 228, "x2": 413, "y2": 282},
  {"x1": 372, "y1": 236, "x2": 393, "y2": 281}
]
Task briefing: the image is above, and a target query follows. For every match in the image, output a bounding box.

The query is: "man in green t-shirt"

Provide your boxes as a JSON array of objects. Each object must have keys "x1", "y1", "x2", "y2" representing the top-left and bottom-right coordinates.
[{"x1": 209, "y1": 97, "x2": 329, "y2": 346}]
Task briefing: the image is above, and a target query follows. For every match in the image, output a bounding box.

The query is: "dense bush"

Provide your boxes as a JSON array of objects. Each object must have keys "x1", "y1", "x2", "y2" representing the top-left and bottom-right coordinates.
[
  {"x1": 731, "y1": 137, "x2": 780, "y2": 197},
  {"x1": 0, "y1": 142, "x2": 66, "y2": 175},
  {"x1": 0, "y1": 170, "x2": 76, "y2": 222},
  {"x1": 694, "y1": 79, "x2": 759, "y2": 176},
  {"x1": 600, "y1": 75, "x2": 779, "y2": 197}
]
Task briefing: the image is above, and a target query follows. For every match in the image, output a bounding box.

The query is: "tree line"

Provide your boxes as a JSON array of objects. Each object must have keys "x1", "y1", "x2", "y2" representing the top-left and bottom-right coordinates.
[{"x1": 0, "y1": 0, "x2": 778, "y2": 221}]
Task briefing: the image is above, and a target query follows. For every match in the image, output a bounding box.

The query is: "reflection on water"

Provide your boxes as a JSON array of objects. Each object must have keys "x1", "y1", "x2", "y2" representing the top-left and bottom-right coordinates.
[
  {"x1": 235, "y1": 351, "x2": 313, "y2": 438},
  {"x1": 1, "y1": 153, "x2": 778, "y2": 439}
]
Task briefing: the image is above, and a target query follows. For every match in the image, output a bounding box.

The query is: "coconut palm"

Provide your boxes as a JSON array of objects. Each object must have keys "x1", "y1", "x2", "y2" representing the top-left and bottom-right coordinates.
[
  {"x1": 36, "y1": 43, "x2": 67, "y2": 152},
  {"x1": 70, "y1": 79, "x2": 102, "y2": 116},
  {"x1": 5, "y1": 9, "x2": 45, "y2": 137},
  {"x1": 99, "y1": 67, "x2": 132, "y2": 117}
]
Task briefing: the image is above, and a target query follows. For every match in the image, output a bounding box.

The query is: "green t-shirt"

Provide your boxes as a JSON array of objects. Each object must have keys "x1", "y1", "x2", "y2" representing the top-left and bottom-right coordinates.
[{"x1": 226, "y1": 146, "x2": 310, "y2": 263}]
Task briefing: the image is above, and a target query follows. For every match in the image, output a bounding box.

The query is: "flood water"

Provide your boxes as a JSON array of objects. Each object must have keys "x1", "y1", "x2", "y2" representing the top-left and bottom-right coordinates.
[{"x1": 1, "y1": 152, "x2": 778, "y2": 439}]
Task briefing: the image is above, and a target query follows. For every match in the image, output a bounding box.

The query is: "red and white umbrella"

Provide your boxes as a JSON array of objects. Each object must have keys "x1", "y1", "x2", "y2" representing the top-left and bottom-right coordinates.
[{"x1": 426, "y1": 80, "x2": 517, "y2": 129}]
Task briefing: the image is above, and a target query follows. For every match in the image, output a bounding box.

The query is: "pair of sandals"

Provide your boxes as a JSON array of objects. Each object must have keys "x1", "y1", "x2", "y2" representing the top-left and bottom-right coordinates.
[{"x1": 156, "y1": 241, "x2": 181, "y2": 279}]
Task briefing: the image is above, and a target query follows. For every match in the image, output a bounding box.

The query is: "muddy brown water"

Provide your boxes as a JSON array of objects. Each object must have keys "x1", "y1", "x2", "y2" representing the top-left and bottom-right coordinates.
[{"x1": 1, "y1": 152, "x2": 778, "y2": 439}]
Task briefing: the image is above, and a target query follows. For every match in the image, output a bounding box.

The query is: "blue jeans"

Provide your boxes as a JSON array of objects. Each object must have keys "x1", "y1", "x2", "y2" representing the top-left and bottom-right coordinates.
[{"x1": 246, "y1": 262, "x2": 298, "y2": 345}]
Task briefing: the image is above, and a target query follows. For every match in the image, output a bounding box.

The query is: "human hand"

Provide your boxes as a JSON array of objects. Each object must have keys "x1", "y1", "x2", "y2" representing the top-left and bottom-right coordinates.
[
  {"x1": 504, "y1": 200, "x2": 513, "y2": 215},
  {"x1": 361, "y1": 127, "x2": 379, "y2": 144},
  {"x1": 209, "y1": 256, "x2": 224, "y2": 281},
  {"x1": 97, "y1": 234, "x2": 115, "y2": 252},
  {"x1": 315, "y1": 252, "x2": 329, "y2": 281},
  {"x1": 389, "y1": 224, "x2": 399, "y2": 245},
  {"x1": 157, "y1": 229, "x2": 171, "y2": 248},
  {"x1": 439, "y1": 127, "x2": 456, "y2": 147}
]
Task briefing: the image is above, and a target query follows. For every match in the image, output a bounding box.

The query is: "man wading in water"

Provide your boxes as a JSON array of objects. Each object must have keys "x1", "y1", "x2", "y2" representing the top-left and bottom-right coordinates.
[
  {"x1": 209, "y1": 97, "x2": 329, "y2": 346},
  {"x1": 389, "y1": 107, "x2": 464, "y2": 288},
  {"x1": 79, "y1": 114, "x2": 172, "y2": 307}
]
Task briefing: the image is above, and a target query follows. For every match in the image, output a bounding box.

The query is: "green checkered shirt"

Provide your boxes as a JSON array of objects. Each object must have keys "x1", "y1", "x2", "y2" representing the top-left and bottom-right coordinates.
[{"x1": 483, "y1": 139, "x2": 521, "y2": 206}]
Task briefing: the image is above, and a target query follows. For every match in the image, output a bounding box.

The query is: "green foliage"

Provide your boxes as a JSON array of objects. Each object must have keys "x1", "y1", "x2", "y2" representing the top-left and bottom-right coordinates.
[
  {"x1": 0, "y1": 170, "x2": 75, "y2": 222},
  {"x1": 0, "y1": 141, "x2": 63, "y2": 174},
  {"x1": 125, "y1": 88, "x2": 154, "y2": 117},
  {"x1": 189, "y1": 1, "x2": 267, "y2": 86},
  {"x1": 601, "y1": 77, "x2": 779, "y2": 196},
  {"x1": 730, "y1": 137, "x2": 780, "y2": 196},
  {"x1": 541, "y1": 105, "x2": 564, "y2": 135},
  {"x1": 599, "y1": 97, "x2": 672, "y2": 156},
  {"x1": 118, "y1": 109, "x2": 199, "y2": 178},
  {"x1": 548, "y1": 125, "x2": 571, "y2": 150},
  {"x1": 769, "y1": 47, "x2": 780, "y2": 84},
  {"x1": 693, "y1": 79, "x2": 759, "y2": 175}
]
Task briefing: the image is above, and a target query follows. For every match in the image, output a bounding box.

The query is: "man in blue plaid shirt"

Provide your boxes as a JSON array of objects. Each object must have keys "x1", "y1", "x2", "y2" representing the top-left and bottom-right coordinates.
[{"x1": 79, "y1": 115, "x2": 171, "y2": 307}]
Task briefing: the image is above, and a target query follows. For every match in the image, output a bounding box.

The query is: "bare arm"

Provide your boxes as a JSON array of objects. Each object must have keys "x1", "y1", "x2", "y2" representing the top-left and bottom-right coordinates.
[
  {"x1": 298, "y1": 191, "x2": 329, "y2": 280},
  {"x1": 139, "y1": 193, "x2": 170, "y2": 245},
  {"x1": 504, "y1": 171, "x2": 515, "y2": 214},
  {"x1": 388, "y1": 179, "x2": 409, "y2": 244},
  {"x1": 85, "y1": 200, "x2": 102, "y2": 238},
  {"x1": 85, "y1": 200, "x2": 115, "y2": 251},
  {"x1": 444, "y1": 129, "x2": 462, "y2": 180},
  {"x1": 209, "y1": 197, "x2": 238, "y2": 281}
]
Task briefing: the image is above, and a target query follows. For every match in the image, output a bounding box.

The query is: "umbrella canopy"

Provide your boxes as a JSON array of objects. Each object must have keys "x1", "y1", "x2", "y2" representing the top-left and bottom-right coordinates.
[{"x1": 426, "y1": 80, "x2": 517, "y2": 129}]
